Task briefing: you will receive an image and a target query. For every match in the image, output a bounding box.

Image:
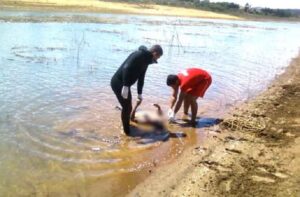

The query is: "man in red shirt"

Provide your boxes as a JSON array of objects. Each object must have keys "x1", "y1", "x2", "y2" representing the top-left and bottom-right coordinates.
[{"x1": 166, "y1": 68, "x2": 212, "y2": 125}]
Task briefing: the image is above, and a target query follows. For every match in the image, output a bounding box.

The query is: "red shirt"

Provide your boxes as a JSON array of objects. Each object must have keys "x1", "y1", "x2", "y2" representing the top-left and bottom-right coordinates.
[{"x1": 177, "y1": 68, "x2": 211, "y2": 96}]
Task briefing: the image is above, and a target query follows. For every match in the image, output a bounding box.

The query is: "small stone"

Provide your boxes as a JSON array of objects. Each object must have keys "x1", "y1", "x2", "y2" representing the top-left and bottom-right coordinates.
[
  {"x1": 257, "y1": 167, "x2": 268, "y2": 173},
  {"x1": 225, "y1": 180, "x2": 232, "y2": 192},
  {"x1": 270, "y1": 127, "x2": 277, "y2": 131},
  {"x1": 91, "y1": 147, "x2": 101, "y2": 151},
  {"x1": 273, "y1": 172, "x2": 288, "y2": 179},
  {"x1": 277, "y1": 129, "x2": 283, "y2": 133},
  {"x1": 286, "y1": 132, "x2": 295, "y2": 137},
  {"x1": 251, "y1": 175, "x2": 275, "y2": 183}
]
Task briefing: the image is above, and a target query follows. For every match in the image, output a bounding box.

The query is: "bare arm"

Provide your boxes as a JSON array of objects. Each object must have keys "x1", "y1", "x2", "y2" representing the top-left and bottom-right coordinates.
[
  {"x1": 174, "y1": 90, "x2": 186, "y2": 114},
  {"x1": 169, "y1": 86, "x2": 179, "y2": 109}
]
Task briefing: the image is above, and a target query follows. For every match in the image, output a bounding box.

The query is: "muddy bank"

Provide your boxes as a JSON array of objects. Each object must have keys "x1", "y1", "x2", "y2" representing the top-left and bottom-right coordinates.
[{"x1": 128, "y1": 53, "x2": 300, "y2": 197}]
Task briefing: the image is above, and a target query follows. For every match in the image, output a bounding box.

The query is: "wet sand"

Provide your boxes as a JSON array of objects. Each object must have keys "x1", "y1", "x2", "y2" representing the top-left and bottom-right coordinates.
[
  {"x1": 129, "y1": 53, "x2": 300, "y2": 196},
  {"x1": 0, "y1": 0, "x2": 241, "y2": 20}
]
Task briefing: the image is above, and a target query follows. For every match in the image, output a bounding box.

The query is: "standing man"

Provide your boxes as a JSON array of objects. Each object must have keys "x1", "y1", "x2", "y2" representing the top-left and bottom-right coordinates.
[
  {"x1": 166, "y1": 68, "x2": 212, "y2": 125},
  {"x1": 111, "y1": 45, "x2": 163, "y2": 135}
]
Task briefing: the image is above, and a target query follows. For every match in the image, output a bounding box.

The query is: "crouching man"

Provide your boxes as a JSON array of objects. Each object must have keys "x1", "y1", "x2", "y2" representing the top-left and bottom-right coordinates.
[{"x1": 166, "y1": 68, "x2": 212, "y2": 125}]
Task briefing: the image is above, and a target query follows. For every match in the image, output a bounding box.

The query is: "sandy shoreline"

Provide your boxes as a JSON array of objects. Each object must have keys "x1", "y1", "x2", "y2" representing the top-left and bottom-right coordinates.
[
  {"x1": 128, "y1": 53, "x2": 300, "y2": 196},
  {"x1": 0, "y1": 0, "x2": 242, "y2": 20}
]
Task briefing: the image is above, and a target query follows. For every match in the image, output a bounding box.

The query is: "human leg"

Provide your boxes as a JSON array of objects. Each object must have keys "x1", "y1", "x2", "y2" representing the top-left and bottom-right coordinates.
[
  {"x1": 190, "y1": 96, "x2": 198, "y2": 124},
  {"x1": 183, "y1": 96, "x2": 191, "y2": 115},
  {"x1": 121, "y1": 93, "x2": 132, "y2": 135},
  {"x1": 111, "y1": 77, "x2": 132, "y2": 135}
]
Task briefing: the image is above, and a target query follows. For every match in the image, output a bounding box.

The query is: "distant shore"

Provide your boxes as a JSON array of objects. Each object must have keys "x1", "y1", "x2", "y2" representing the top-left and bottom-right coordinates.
[
  {"x1": 1, "y1": 0, "x2": 299, "y2": 22},
  {"x1": 0, "y1": 0, "x2": 242, "y2": 20}
]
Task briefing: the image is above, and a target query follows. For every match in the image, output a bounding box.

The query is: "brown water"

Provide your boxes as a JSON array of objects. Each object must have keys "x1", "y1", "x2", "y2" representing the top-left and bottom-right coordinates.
[{"x1": 0, "y1": 11, "x2": 300, "y2": 196}]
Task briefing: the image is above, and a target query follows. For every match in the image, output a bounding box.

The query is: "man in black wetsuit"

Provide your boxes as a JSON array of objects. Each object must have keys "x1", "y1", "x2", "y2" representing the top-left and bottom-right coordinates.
[{"x1": 111, "y1": 45, "x2": 163, "y2": 135}]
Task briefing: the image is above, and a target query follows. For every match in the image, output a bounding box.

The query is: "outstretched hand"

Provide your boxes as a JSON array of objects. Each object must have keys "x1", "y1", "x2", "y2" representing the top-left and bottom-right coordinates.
[{"x1": 167, "y1": 109, "x2": 176, "y2": 122}]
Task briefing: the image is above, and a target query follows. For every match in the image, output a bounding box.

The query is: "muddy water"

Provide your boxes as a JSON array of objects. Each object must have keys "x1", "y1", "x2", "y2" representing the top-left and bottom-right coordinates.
[{"x1": 0, "y1": 11, "x2": 300, "y2": 196}]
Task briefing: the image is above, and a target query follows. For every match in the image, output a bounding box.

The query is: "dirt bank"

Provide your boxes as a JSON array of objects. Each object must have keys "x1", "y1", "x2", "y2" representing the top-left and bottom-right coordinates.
[
  {"x1": 0, "y1": 0, "x2": 241, "y2": 20},
  {"x1": 128, "y1": 53, "x2": 300, "y2": 197}
]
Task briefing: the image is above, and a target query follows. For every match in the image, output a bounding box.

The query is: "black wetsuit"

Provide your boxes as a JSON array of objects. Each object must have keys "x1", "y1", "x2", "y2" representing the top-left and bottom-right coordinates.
[{"x1": 111, "y1": 46, "x2": 156, "y2": 135}]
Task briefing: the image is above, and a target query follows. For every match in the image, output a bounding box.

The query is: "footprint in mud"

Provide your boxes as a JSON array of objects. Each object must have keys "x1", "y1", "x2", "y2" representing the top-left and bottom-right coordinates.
[
  {"x1": 225, "y1": 148, "x2": 242, "y2": 154},
  {"x1": 201, "y1": 160, "x2": 220, "y2": 166},
  {"x1": 218, "y1": 178, "x2": 233, "y2": 192},
  {"x1": 224, "y1": 135, "x2": 248, "y2": 142},
  {"x1": 192, "y1": 146, "x2": 208, "y2": 155},
  {"x1": 252, "y1": 164, "x2": 288, "y2": 183},
  {"x1": 255, "y1": 164, "x2": 289, "y2": 179},
  {"x1": 199, "y1": 160, "x2": 231, "y2": 172}
]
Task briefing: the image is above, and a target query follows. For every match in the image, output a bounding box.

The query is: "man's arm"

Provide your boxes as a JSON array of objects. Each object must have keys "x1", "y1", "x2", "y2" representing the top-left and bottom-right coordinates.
[
  {"x1": 174, "y1": 90, "x2": 186, "y2": 114},
  {"x1": 137, "y1": 67, "x2": 147, "y2": 96},
  {"x1": 170, "y1": 86, "x2": 178, "y2": 109}
]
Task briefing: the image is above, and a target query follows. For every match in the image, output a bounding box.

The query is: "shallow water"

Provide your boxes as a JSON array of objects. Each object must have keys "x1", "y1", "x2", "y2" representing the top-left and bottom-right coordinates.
[{"x1": 0, "y1": 11, "x2": 300, "y2": 196}]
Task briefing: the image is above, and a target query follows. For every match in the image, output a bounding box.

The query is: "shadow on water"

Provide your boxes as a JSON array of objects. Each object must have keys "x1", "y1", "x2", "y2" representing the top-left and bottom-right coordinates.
[
  {"x1": 128, "y1": 125, "x2": 187, "y2": 144},
  {"x1": 172, "y1": 117, "x2": 223, "y2": 129}
]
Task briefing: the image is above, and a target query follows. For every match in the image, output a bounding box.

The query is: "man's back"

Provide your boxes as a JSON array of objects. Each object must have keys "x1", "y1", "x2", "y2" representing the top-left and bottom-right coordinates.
[{"x1": 112, "y1": 46, "x2": 153, "y2": 87}]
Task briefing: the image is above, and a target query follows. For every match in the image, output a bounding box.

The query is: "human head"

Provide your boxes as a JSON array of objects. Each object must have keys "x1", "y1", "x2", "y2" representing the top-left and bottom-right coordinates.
[
  {"x1": 166, "y1": 74, "x2": 179, "y2": 88},
  {"x1": 149, "y1": 45, "x2": 163, "y2": 62}
]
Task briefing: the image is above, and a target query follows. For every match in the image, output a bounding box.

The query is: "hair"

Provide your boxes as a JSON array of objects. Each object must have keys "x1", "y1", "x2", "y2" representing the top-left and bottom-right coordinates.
[
  {"x1": 149, "y1": 45, "x2": 163, "y2": 56},
  {"x1": 166, "y1": 75, "x2": 179, "y2": 86}
]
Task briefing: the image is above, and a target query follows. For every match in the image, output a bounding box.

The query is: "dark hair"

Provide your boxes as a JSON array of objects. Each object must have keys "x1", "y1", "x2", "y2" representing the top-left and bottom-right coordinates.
[
  {"x1": 150, "y1": 45, "x2": 163, "y2": 56},
  {"x1": 166, "y1": 75, "x2": 178, "y2": 86}
]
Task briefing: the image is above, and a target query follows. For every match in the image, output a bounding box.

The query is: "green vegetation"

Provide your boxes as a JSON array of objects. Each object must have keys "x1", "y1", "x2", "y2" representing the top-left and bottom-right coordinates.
[{"x1": 109, "y1": 0, "x2": 300, "y2": 18}]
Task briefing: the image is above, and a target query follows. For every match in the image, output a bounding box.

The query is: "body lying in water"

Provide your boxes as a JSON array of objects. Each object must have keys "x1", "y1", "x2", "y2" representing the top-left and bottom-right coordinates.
[{"x1": 130, "y1": 100, "x2": 167, "y2": 131}]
